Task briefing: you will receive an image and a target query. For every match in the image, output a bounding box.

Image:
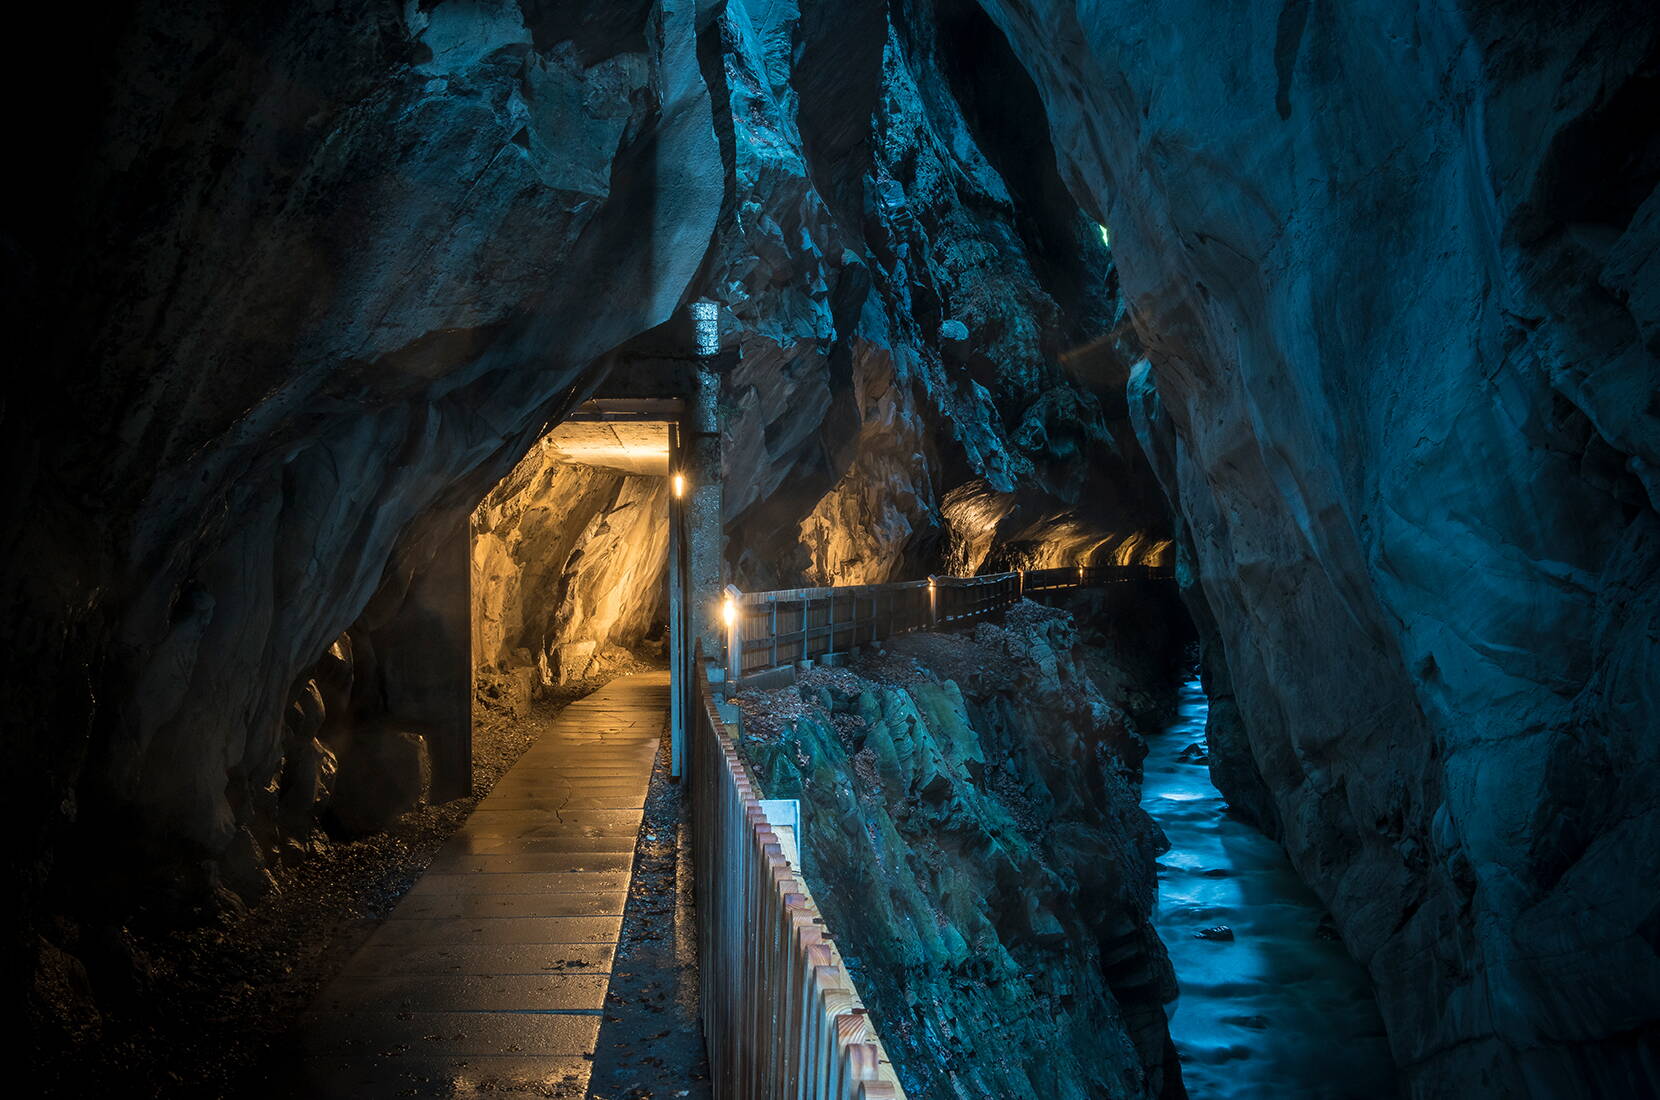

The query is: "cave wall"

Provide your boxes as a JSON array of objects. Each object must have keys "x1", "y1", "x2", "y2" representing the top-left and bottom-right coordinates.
[
  {"x1": 6, "y1": 0, "x2": 721, "y2": 923},
  {"x1": 472, "y1": 439, "x2": 669, "y2": 686},
  {"x1": 979, "y1": 1, "x2": 1660, "y2": 1093}
]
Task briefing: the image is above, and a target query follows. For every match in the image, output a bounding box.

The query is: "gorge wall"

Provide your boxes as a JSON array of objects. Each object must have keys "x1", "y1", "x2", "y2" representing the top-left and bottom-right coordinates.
[
  {"x1": 8, "y1": 0, "x2": 1168, "y2": 1020},
  {"x1": 978, "y1": 1, "x2": 1660, "y2": 1095},
  {"x1": 11, "y1": 0, "x2": 1654, "y2": 1094},
  {"x1": 704, "y1": 0, "x2": 1169, "y2": 588},
  {"x1": 736, "y1": 600, "x2": 1184, "y2": 1099}
]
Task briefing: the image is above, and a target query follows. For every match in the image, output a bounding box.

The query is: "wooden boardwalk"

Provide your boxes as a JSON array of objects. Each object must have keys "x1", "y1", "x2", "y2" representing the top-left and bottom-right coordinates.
[{"x1": 296, "y1": 671, "x2": 668, "y2": 1098}]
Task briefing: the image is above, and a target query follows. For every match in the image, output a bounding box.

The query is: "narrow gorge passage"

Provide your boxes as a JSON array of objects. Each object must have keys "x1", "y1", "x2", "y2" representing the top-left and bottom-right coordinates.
[
  {"x1": 1143, "y1": 680, "x2": 1395, "y2": 1098},
  {"x1": 12, "y1": 1, "x2": 1657, "y2": 1096}
]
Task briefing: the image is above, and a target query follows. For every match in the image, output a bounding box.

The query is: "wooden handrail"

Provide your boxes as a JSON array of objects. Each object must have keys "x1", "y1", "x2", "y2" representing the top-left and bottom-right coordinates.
[
  {"x1": 689, "y1": 650, "x2": 909, "y2": 1099},
  {"x1": 724, "y1": 563, "x2": 1173, "y2": 680}
]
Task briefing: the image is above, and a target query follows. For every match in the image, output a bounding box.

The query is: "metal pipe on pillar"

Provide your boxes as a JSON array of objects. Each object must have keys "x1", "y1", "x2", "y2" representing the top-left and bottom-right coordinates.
[
  {"x1": 668, "y1": 422, "x2": 686, "y2": 779},
  {"x1": 724, "y1": 584, "x2": 743, "y2": 685}
]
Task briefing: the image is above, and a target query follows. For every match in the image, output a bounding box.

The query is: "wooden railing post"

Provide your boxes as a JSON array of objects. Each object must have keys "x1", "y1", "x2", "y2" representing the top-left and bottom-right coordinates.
[
  {"x1": 725, "y1": 584, "x2": 744, "y2": 684},
  {"x1": 689, "y1": 649, "x2": 908, "y2": 1100},
  {"x1": 769, "y1": 599, "x2": 779, "y2": 670}
]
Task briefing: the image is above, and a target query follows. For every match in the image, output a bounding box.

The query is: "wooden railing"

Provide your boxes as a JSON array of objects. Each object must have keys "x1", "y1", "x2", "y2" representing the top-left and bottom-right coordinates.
[
  {"x1": 723, "y1": 563, "x2": 1173, "y2": 681},
  {"x1": 690, "y1": 652, "x2": 907, "y2": 1099}
]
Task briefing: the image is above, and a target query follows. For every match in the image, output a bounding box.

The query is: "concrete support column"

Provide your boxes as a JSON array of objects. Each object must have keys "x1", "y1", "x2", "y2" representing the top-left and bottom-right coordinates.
[{"x1": 688, "y1": 362, "x2": 724, "y2": 656}]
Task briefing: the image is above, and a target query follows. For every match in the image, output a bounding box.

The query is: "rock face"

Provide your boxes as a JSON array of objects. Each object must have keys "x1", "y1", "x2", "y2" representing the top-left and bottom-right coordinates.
[
  {"x1": 736, "y1": 601, "x2": 1181, "y2": 1099},
  {"x1": 704, "y1": 0, "x2": 1170, "y2": 587},
  {"x1": 8, "y1": 0, "x2": 722, "y2": 925},
  {"x1": 7, "y1": 0, "x2": 1169, "y2": 943},
  {"x1": 978, "y1": 2, "x2": 1660, "y2": 1094},
  {"x1": 327, "y1": 725, "x2": 432, "y2": 837},
  {"x1": 471, "y1": 438, "x2": 669, "y2": 686}
]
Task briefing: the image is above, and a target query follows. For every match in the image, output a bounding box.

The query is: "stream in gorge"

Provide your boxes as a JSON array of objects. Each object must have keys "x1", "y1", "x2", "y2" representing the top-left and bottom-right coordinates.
[{"x1": 1142, "y1": 678, "x2": 1398, "y2": 1099}]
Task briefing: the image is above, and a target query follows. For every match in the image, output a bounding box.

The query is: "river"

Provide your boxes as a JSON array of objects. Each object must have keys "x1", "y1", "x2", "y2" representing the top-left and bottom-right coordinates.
[{"x1": 1142, "y1": 677, "x2": 1397, "y2": 1098}]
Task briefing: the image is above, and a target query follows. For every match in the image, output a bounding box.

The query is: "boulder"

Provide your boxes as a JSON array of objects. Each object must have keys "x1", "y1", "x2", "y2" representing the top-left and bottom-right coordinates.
[
  {"x1": 277, "y1": 735, "x2": 338, "y2": 837},
  {"x1": 219, "y1": 826, "x2": 276, "y2": 903}
]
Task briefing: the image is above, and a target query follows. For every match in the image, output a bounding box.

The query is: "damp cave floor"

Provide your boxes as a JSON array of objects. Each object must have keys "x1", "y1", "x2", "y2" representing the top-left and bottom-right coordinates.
[{"x1": 267, "y1": 670, "x2": 712, "y2": 1099}]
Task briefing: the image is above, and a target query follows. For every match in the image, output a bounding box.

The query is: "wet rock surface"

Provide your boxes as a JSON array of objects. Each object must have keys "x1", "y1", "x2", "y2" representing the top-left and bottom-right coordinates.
[
  {"x1": 981, "y1": 1, "x2": 1660, "y2": 1091},
  {"x1": 735, "y1": 601, "x2": 1183, "y2": 1099}
]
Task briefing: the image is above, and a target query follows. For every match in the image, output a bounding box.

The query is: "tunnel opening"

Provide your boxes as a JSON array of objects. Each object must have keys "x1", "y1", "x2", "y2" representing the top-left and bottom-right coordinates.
[{"x1": 469, "y1": 400, "x2": 678, "y2": 724}]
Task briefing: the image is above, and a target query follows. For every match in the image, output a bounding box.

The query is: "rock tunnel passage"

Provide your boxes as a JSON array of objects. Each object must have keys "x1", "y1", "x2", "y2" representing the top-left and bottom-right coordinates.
[
  {"x1": 15, "y1": 2, "x2": 1660, "y2": 1096},
  {"x1": 294, "y1": 672, "x2": 670, "y2": 1098}
]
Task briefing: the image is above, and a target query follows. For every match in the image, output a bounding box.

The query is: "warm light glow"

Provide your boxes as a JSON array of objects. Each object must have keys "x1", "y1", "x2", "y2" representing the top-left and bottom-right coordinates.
[
  {"x1": 722, "y1": 596, "x2": 737, "y2": 628},
  {"x1": 672, "y1": 472, "x2": 685, "y2": 498}
]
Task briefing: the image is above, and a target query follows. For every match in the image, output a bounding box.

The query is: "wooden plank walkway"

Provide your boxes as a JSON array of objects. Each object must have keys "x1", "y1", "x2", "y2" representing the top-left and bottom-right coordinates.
[{"x1": 296, "y1": 670, "x2": 669, "y2": 1098}]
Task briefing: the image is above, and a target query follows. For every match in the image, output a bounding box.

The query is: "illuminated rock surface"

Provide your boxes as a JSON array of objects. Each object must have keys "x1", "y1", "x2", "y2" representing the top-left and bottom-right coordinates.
[{"x1": 471, "y1": 440, "x2": 670, "y2": 686}]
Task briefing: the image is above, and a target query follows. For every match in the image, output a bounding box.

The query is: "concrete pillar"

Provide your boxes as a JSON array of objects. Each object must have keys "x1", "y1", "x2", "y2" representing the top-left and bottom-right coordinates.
[{"x1": 688, "y1": 361, "x2": 724, "y2": 656}]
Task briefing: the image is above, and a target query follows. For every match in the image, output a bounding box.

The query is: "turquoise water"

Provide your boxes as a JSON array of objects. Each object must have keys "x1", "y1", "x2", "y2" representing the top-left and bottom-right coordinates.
[{"x1": 1142, "y1": 679, "x2": 1397, "y2": 1099}]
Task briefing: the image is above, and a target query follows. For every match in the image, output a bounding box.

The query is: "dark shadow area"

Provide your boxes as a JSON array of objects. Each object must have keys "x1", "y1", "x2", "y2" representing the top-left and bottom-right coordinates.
[{"x1": 585, "y1": 727, "x2": 713, "y2": 1100}]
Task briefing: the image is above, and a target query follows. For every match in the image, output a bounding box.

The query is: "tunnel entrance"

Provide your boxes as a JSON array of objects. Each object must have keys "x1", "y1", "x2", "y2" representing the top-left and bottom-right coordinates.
[
  {"x1": 471, "y1": 400, "x2": 675, "y2": 693},
  {"x1": 469, "y1": 398, "x2": 688, "y2": 768}
]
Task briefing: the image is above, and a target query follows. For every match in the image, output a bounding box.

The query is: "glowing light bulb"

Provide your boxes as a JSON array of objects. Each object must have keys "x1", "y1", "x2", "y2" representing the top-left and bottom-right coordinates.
[
  {"x1": 672, "y1": 472, "x2": 685, "y2": 498},
  {"x1": 722, "y1": 597, "x2": 737, "y2": 628}
]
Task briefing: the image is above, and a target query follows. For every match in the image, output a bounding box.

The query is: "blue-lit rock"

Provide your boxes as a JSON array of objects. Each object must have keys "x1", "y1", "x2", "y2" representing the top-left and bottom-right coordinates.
[
  {"x1": 736, "y1": 600, "x2": 1182, "y2": 1099},
  {"x1": 704, "y1": 0, "x2": 1166, "y2": 587},
  {"x1": 982, "y1": 1, "x2": 1660, "y2": 1093}
]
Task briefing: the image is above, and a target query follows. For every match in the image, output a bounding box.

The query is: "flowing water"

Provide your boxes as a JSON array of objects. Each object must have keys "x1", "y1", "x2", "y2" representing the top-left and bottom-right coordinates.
[{"x1": 1142, "y1": 678, "x2": 1397, "y2": 1099}]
